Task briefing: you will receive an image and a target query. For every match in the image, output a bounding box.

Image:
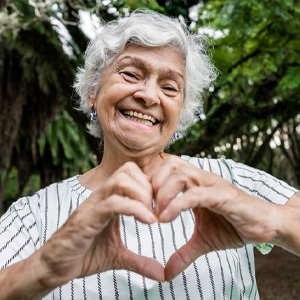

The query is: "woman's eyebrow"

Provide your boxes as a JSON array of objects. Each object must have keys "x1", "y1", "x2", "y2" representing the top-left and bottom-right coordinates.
[
  {"x1": 162, "y1": 70, "x2": 185, "y2": 82},
  {"x1": 116, "y1": 56, "x2": 146, "y2": 69}
]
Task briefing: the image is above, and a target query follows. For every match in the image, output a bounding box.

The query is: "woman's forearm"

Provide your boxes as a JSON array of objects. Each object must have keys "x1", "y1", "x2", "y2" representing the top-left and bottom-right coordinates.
[{"x1": 0, "y1": 252, "x2": 53, "y2": 300}]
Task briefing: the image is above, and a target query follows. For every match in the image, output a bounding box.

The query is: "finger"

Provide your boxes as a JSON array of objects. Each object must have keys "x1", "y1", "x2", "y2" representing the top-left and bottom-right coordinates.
[
  {"x1": 152, "y1": 155, "x2": 188, "y2": 213},
  {"x1": 152, "y1": 155, "x2": 206, "y2": 214},
  {"x1": 100, "y1": 162, "x2": 153, "y2": 210},
  {"x1": 158, "y1": 187, "x2": 201, "y2": 222},
  {"x1": 164, "y1": 236, "x2": 202, "y2": 281},
  {"x1": 107, "y1": 174, "x2": 153, "y2": 209},
  {"x1": 118, "y1": 162, "x2": 153, "y2": 197},
  {"x1": 158, "y1": 182, "x2": 242, "y2": 223},
  {"x1": 159, "y1": 183, "x2": 272, "y2": 244},
  {"x1": 154, "y1": 172, "x2": 187, "y2": 214},
  {"x1": 87, "y1": 194, "x2": 158, "y2": 228},
  {"x1": 151, "y1": 155, "x2": 182, "y2": 192},
  {"x1": 118, "y1": 249, "x2": 165, "y2": 282}
]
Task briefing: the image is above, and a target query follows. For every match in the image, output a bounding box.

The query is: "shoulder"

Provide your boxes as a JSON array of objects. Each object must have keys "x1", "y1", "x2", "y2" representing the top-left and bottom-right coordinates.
[
  {"x1": 5, "y1": 175, "x2": 88, "y2": 217},
  {"x1": 182, "y1": 156, "x2": 297, "y2": 204},
  {"x1": 181, "y1": 155, "x2": 297, "y2": 204},
  {"x1": 180, "y1": 155, "x2": 235, "y2": 179}
]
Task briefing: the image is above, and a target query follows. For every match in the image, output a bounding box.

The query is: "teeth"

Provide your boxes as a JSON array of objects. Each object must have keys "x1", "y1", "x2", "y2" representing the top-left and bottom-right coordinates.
[
  {"x1": 123, "y1": 110, "x2": 156, "y2": 125},
  {"x1": 126, "y1": 116, "x2": 154, "y2": 126}
]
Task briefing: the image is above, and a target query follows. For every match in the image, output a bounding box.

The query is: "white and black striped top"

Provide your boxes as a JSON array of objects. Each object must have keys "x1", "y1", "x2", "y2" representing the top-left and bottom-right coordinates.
[{"x1": 0, "y1": 156, "x2": 298, "y2": 299}]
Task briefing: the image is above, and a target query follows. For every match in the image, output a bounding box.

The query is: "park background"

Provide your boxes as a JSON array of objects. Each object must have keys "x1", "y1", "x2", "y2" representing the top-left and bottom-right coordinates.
[{"x1": 0, "y1": 0, "x2": 300, "y2": 298}]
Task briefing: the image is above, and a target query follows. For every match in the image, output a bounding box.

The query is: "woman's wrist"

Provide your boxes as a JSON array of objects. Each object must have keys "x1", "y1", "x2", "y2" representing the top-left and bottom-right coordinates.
[{"x1": 0, "y1": 251, "x2": 54, "y2": 300}]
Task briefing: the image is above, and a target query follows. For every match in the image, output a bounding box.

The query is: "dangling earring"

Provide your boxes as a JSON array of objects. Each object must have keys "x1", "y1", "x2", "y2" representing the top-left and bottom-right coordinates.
[
  {"x1": 89, "y1": 104, "x2": 97, "y2": 121},
  {"x1": 171, "y1": 132, "x2": 180, "y2": 142}
]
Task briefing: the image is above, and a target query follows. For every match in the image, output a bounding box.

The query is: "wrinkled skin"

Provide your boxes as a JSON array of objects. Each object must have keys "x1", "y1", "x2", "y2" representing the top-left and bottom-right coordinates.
[
  {"x1": 39, "y1": 162, "x2": 163, "y2": 288},
  {"x1": 38, "y1": 154, "x2": 289, "y2": 287}
]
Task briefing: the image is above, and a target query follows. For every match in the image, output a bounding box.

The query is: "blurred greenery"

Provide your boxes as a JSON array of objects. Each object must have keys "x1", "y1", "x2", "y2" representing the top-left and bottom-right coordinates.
[
  {"x1": 0, "y1": 0, "x2": 299, "y2": 214},
  {"x1": 170, "y1": 0, "x2": 300, "y2": 186}
]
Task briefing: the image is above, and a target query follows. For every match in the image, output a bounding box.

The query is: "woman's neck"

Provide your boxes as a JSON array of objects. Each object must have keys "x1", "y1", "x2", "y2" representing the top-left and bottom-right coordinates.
[{"x1": 78, "y1": 148, "x2": 169, "y2": 192}]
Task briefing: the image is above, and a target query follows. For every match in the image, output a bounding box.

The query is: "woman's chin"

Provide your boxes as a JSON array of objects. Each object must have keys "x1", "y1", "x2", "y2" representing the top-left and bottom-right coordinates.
[{"x1": 121, "y1": 138, "x2": 164, "y2": 153}]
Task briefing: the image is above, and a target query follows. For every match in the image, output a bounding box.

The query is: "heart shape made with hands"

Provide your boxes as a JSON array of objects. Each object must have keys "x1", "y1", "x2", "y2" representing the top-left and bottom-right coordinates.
[
  {"x1": 98, "y1": 155, "x2": 246, "y2": 280},
  {"x1": 113, "y1": 157, "x2": 208, "y2": 280},
  {"x1": 119, "y1": 203, "x2": 197, "y2": 281}
]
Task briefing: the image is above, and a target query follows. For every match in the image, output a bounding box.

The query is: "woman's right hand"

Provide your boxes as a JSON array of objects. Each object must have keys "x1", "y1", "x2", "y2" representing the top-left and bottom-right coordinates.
[{"x1": 33, "y1": 162, "x2": 164, "y2": 290}]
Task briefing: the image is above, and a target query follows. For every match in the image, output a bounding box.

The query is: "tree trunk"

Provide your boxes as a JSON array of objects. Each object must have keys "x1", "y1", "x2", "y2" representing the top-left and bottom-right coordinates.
[{"x1": 0, "y1": 48, "x2": 27, "y2": 214}]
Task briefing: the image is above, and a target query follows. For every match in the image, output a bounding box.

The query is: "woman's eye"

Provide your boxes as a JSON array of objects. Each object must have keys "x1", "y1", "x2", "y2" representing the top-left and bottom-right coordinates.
[
  {"x1": 165, "y1": 86, "x2": 177, "y2": 91},
  {"x1": 122, "y1": 71, "x2": 139, "y2": 80},
  {"x1": 163, "y1": 85, "x2": 179, "y2": 94}
]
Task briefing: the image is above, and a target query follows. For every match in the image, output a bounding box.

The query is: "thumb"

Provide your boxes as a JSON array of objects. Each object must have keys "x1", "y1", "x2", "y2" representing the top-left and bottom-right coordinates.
[
  {"x1": 164, "y1": 238, "x2": 204, "y2": 281},
  {"x1": 119, "y1": 248, "x2": 165, "y2": 282}
]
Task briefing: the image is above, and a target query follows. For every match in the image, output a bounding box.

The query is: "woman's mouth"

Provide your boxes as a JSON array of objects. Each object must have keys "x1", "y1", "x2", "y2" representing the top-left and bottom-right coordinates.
[{"x1": 121, "y1": 110, "x2": 158, "y2": 126}]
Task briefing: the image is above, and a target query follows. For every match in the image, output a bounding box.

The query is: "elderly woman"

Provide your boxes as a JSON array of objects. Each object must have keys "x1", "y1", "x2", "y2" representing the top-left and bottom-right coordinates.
[{"x1": 0, "y1": 10, "x2": 299, "y2": 300}]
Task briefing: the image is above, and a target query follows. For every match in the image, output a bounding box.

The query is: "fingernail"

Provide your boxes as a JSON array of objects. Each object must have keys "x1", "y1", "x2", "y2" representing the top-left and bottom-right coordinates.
[
  {"x1": 159, "y1": 209, "x2": 170, "y2": 222},
  {"x1": 145, "y1": 211, "x2": 157, "y2": 223},
  {"x1": 153, "y1": 205, "x2": 160, "y2": 216}
]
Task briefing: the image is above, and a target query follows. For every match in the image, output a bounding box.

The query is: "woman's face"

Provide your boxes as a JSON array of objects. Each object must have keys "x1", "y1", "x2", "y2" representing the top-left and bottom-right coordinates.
[{"x1": 93, "y1": 45, "x2": 185, "y2": 154}]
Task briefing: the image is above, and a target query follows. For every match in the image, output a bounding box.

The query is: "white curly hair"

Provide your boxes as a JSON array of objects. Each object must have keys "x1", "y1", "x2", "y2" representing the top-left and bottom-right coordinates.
[{"x1": 74, "y1": 9, "x2": 217, "y2": 139}]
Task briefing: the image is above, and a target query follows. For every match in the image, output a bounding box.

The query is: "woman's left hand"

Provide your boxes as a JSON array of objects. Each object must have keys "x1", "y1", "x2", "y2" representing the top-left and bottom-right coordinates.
[{"x1": 151, "y1": 154, "x2": 279, "y2": 281}]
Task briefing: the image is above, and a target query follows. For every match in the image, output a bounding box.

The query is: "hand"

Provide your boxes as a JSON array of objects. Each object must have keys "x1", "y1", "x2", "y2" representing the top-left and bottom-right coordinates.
[
  {"x1": 37, "y1": 162, "x2": 164, "y2": 290},
  {"x1": 151, "y1": 155, "x2": 277, "y2": 281}
]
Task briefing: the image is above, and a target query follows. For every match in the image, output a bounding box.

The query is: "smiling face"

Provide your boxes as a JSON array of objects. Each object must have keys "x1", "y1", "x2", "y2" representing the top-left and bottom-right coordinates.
[{"x1": 92, "y1": 45, "x2": 185, "y2": 157}]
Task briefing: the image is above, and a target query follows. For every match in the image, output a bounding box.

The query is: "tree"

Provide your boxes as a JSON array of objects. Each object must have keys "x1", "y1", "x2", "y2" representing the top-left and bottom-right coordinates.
[
  {"x1": 1, "y1": 0, "x2": 299, "y2": 214},
  {"x1": 0, "y1": 0, "x2": 200, "y2": 213},
  {"x1": 0, "y1": 0, "x2": 97, "y2": 212},
  {"x1": 170, "y1": 0, "x2": 300, "y2": 187}
]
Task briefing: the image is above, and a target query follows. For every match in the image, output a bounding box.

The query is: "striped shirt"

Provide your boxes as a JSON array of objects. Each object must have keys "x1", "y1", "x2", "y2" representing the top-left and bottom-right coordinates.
[{"x1": 0, "y1": 156, "x2": 298, "y2": 299}]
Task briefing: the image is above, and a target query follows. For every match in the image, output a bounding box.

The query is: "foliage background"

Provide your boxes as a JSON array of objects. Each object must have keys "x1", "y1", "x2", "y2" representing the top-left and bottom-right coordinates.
[{"x1": 0, "y1": 0, "x2": 300, "y2": 214}]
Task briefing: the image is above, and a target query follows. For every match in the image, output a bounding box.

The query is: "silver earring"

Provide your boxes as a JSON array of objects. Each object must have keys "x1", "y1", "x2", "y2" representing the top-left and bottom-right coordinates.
[
  {"x1": 89, "y1": 104, "x2": 97, "y2": 121},
  {"x1": 171, "y1": 132, "x2": 180, "y2": 142}
]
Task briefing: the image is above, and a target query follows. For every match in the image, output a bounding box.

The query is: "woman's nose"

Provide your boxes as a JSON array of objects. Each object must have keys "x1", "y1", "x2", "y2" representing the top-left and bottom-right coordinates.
[{"x1": 133, "y1": 80, "x2": 160, "y2": 106}]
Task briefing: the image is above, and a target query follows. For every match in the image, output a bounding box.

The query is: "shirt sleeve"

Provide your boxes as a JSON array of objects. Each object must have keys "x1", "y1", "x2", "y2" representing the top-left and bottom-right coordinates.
[
  {"x1": 221, "y1": 158, "x2": 298, "y2": 204},
  {"x1": 220, "y1": 158, "x2": 299, "y2": 254},
  {"x1": 0, "y1": 194, "x2": 41, "y2": 269}
]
